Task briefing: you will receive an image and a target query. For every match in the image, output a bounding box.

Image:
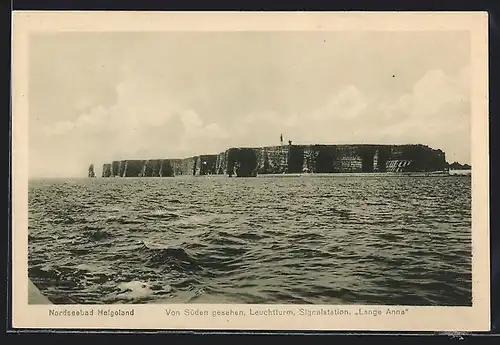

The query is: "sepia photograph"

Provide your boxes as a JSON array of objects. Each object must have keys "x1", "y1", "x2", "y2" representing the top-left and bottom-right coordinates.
[{"x1": 12, "y1": 11, "x2": 490, "y2": 331}]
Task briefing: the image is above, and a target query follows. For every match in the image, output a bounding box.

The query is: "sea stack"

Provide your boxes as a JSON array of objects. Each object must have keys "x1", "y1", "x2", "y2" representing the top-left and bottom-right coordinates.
[{"x1": 88, "y1": 164, "x2": 96, "y2": 178}]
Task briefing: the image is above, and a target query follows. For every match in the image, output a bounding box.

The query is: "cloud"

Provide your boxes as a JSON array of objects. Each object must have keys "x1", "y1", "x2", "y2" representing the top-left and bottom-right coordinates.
[
  {"x1": 376, "y1": 67, "x2": 470, "y2": 162},
  {"x1": 388, "y1": 67, "x2": 468, "y2": 127},
  {"x1": 33, "y1": 66, "x2": 471, "y2": 178},
  {"x1": 311, "y1": 85, "x2": 368, "y2": 120},
  {"x1": 37, "y1": 76, "x2": 238, "y2": 170},
  {"x1": 43, "y1": 120, "x2": 76, "y2": 136},
  {"x1": 41, "y1": 78, "x2": 181, "y2": 138},
  {"x1": 180, "y1": 110, "x2": 203, "y2": 134},
  {"x1": 174, "y1": 110, "x2": 230, "y2": 155},
  {"x1": 226, "y1": 67, "x2": 470, "y2": 164},
  {"x1": 230, "y1": 85, "x2": 369, "y2": 146},
  {"x1": 386, "y1": 68, "x2": 468, "y2": 120},
  {"x1": 74, "y1": 94, "x2": 97, "y2": 112}
]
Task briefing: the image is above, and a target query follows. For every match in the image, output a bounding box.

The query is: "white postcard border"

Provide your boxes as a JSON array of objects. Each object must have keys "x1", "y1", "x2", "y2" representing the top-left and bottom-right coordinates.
[{"x1": 11, "y1": 11, "x2": 490, "y2": 331}]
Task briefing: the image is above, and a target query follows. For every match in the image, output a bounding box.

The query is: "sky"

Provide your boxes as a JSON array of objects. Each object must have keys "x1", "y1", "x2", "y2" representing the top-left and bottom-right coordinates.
[{"x1": 28, "y1": 31, "x2": 471, "y2": 178}]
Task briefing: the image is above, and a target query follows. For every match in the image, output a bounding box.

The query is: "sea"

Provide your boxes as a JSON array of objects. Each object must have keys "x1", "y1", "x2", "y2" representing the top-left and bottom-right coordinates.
[{"x1": 28, "y1": 175, "x2": 472, "y2": 306}]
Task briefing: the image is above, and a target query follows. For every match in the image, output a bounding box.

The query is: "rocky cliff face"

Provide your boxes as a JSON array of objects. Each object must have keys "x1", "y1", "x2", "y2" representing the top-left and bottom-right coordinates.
[
  {"x1": 195, "y1": 155, "x2": 218, "y2": 175},
  {"x1": 170, "y1": 158, "x2": 197, "y2": 176},
  {"x1": 215, "y1": 152, "x2": 228, "y2": 175},
  {"x1": 141, "y1": 160, "x2": 162, "y2": 177},
  {"x1": 97, "y1": 144, "x2": 447, "y2": 178},
  {"x1": 102, "y1": 164, "x2": 112, "y2": 177}
]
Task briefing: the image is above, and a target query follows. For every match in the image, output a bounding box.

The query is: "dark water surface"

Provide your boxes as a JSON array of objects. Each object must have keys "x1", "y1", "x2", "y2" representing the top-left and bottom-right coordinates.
[{"x1": 28, "y1": 176, "x2": 472, "y2": 305}]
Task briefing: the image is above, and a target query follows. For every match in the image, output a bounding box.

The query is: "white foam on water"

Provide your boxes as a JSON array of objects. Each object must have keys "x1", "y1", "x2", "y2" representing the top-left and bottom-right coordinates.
[{"x1": 117, "y1": 281, "x2": 153, "y2": 299}]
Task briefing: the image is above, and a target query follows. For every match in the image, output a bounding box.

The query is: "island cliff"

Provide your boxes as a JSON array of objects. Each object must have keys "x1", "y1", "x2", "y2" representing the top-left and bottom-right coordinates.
[{"x1": 100, "y1": 144, "x2": 448, "y2": 178}]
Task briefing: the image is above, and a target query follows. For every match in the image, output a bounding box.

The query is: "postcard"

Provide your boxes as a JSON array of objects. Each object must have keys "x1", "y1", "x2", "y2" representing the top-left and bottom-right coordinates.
[{"x1": 11, "y1": 11, "x2": 490, "y2": 331}]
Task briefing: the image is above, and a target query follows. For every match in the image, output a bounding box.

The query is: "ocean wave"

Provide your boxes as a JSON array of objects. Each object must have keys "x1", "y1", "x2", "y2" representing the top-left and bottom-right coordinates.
[
  {"x1": 141, "y1": 210, "x2": 181, "y2": 220},
  {"x1": 86, "y1": 229, "x2": 112, "y2": 241},
  {"x1": 105, "y1": 216, "x2": 144, "y2": 225},
  {"x1": 140, "y1": 241, "x2": 201, "y2": 271},
  {"x1": 28, "y1": 176, "x2": 472, "y2": 305}
]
